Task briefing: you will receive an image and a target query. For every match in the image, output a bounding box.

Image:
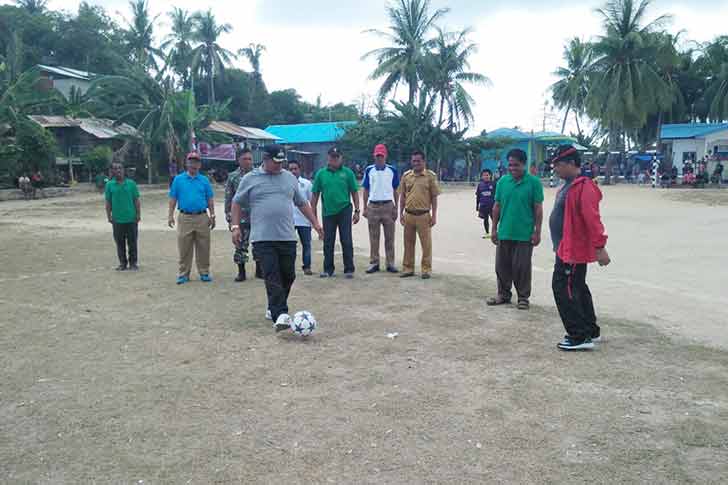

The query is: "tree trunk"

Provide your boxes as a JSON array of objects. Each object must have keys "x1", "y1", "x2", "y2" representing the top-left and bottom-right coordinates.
[
  {"x1": 146, "y1": 144, "x2": 152, "y2": 185},
  {"x1": 560, "y1": 100, "x2": 572, "y2": 134},
  {"x1": 575, "y1": 114, "x2": 582, "y2": 137},
  {"x1": 438, "y1": 95, "x2": 445, "y2": 127}
]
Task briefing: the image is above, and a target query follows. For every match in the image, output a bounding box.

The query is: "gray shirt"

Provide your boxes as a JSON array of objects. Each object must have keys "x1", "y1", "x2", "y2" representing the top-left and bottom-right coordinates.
[
  {"x1": 549, "y1": 177, "x2": 574, "y2": 252},
  {"x1": 233, "y1": 167, "x2": 306, "y2": 243}
]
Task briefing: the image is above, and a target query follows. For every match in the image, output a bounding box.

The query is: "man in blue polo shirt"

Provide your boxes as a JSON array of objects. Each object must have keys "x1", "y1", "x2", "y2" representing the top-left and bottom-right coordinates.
[
  {"x1": 168, "y1": 151, "x2": 216, "y2": 284},
  {"x1": 363, "y1": 143, "x2": 399, "y2": 274}
]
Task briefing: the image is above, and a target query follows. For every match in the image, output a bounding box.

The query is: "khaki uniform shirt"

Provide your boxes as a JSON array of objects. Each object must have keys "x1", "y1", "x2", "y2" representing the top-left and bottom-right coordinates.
[{"x1": 401, "y1": 169, "x2": 441, "y2": 211}]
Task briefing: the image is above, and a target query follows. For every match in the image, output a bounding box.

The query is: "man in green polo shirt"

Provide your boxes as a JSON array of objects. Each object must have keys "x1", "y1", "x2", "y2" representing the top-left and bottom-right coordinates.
[
  {"x1": 105, "y1": 162, "x2": 141, "y2": 271},
  {"x1": 311, "y1": 146, "x2": 360, "y2": 278},
  {"x1": 488, "y1": 149, "x2": 544, "y2": 309}
]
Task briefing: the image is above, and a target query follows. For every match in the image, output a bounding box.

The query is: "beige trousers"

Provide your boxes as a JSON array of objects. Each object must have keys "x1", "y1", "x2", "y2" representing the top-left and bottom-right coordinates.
[
  {"x1": 402, "y1": 212, "x2": 432, "y2": 274},
  {"x1": 367, "y1": 201, "x2": 396, "y2": 267},
  {"x1": 177, "y1": 213, "x2": 211, "y2": 277}
]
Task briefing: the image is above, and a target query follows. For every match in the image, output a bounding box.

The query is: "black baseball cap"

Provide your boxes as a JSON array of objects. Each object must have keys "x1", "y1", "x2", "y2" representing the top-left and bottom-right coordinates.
[
  {"x1": 263, "y1": 144, "x2": 286, "y2": 162},
  {"x1": 328, "y1": 146, "x2": 342, "y2": 157}
]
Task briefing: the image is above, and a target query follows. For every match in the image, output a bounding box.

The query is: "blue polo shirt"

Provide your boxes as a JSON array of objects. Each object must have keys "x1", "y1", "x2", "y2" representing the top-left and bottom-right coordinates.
[{"x1": 169, "y1": 172, "x2": 214, "y2": 212}]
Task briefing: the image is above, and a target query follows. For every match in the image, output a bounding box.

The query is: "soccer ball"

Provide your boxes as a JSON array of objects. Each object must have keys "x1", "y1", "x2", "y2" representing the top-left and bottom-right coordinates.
[{"x1": 292, "y1": 311, "x2": 317, "y2": 337}]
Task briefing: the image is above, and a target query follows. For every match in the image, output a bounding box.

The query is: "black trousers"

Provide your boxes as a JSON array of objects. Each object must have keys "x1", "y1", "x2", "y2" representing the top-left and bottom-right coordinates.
[
  {"x1": 323, "y1": 205, "x2": 354, "y2": 274},
  {"x1": 112, "y1": 222, "x2": 138, "y2": 266},
  {"x1": 495, "y1": 240, "x2": 533, "y2": 302},
  {"x1": 254, "y1": 241, "x2": 297, "y2": 322},
  {"x1": 552, "y1": 256, "x2": 599, "y2": 341}
]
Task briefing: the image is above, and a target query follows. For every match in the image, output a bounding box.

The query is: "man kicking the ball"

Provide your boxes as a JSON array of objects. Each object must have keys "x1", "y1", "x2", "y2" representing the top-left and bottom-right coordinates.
[{"x1": 230, "y1": 145, "x2": 323, "y2": 332}]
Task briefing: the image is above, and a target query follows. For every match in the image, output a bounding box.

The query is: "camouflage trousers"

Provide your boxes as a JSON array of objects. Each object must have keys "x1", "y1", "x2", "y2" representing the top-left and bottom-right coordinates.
[{"x1": 233, "y1": 223, "x2": 251, "y2": 264}]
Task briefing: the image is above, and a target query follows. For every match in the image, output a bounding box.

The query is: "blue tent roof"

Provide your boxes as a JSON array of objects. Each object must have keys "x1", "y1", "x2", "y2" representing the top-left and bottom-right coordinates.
[
  {"x1": 264, "y1": 121, "x2": 357, "y2": 144},
  {"x1": 486, "y1": 128, "x2": 530, "y2": 140},
  {"x1": 661, "y1": 123, "x2": 728, "y2": 140}
]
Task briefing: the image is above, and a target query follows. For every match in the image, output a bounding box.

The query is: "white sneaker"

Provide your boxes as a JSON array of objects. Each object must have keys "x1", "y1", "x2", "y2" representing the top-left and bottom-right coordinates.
[
  {"x1": 274, "y1": 314, "x2": 292, "y2": 332},
  {"x1": 265, "y1": 309, "x2": 272, "y2": 320}
]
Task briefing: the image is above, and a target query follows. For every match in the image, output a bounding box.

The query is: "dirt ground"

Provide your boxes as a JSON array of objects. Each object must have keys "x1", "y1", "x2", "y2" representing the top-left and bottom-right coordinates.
[{"x1": 1, "y1": 184, "x2": 727, "y2": 484}]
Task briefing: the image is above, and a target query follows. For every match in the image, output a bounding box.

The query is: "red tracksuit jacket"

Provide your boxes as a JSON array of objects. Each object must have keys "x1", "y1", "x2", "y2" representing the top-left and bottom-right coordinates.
[{"x1": 556, "y1": 176, "x2": 608, "y2": 264}]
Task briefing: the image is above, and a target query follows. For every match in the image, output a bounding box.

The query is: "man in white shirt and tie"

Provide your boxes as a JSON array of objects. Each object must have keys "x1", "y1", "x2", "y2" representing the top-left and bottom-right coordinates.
[{"x1": 288, "y1": 160, "x2": 314, "y2": 275}]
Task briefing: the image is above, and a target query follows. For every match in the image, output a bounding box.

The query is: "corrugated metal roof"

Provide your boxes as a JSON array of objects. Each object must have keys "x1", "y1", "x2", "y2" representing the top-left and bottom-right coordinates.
[
  {"x1": 661, "y1": 123, "x2": 728, "y2": 139},
  {"x1": 264, "y1": 121, "x2": 357, "y2": 144},
  {"x1": 28, "y1": 115, "x2": 138, "y2": 138},
  {"x1": 28, "y1": 115, "x2": 81, "y2": 128},
  {"x1": 37, "y1": 64, "x2": 94, "y2": 81},
  {"x1": 241, "y1": 126, "x2": 281, "y2": 141},
  {"x1": 204, "y1": 121, "x2": 281, "y2": 141}
]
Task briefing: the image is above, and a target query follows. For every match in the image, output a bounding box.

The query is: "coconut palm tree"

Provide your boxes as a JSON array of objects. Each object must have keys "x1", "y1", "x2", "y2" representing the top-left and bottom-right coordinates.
[
  {"x1": 13, "y1": 0, "x2": 48, "y2": 15},
  {"x1": 191, "y1": 9, "x2": 235, "y2": 104},
  {"x1": 239, "y1": 43, "x2": 266, "y2": 78},
  {"x1": 423, "y1": 28, "x2": 490, "y2": 130},
  {"x1": 363, "y1": 0, "x2": 449, "y2": 104},
  {"x1": 124, "y1": 0, "x2": 163, "y2": 72},
  {"x1": 587, "y1": 0, "x2": 671, "y2": 154},
  {"x1": 551, "y1": 38, "x2": 594, "y2": 135},
  {"x1": 162, "y1": 7, "x2": 195, "y2": 88},
  {"x1": 702, "y1": 37, "x2": 728, "y2": 121}
]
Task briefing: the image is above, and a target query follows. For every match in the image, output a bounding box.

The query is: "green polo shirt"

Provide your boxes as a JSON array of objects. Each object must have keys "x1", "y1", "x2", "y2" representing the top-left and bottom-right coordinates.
[
  {"x1": 495, "y1": 173, "x2": 544, "y2": 242},
  {"x1": 105, "y1": 178, "x2": 139, "y2": 224},
  {"x1": 312, "y1": 165, "x2": 358, "y2": 217}
]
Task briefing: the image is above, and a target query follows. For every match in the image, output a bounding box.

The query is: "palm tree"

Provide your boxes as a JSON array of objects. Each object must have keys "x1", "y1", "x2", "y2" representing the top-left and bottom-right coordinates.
[
  {"x1": 86, "y1": 69, "x2": 177, "y2": 184},
  {"x1": 363, "y1": 0, "x2": 449, "y2": 104},
  {"x1": 162, "y1": 7, "x2": 195, "y2": 88},
  {"x1": 239, "y1": 43, "x2": 266, "y2": 78},
  {"x1": 648, "y1": 32, "x2": 683, "y2": 147},
  {"x1": 191, "y1": 9, "x2": 235, "y2": 104},
  {"x1": 702, "y1": 37, "x2": 728, "y2": 121},
  {"x1": 13, "y1": 0, "x2": 48, "y2": 15},
  {"x1": 551, "y1": 38, "x2": 594, "y2": 135},
  {"x1": 423, "y1": 28, "x2": 490, "y2": 130},
  {"x1": 124, "y1": 0, "x2": 163, "y2": 72},
  {"x1": 588, "y1": 0, "x2": 671, "y2": 154}
]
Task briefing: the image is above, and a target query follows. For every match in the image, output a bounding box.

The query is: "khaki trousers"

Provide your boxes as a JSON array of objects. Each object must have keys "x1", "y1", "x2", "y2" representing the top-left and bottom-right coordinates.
[
  {"x1": 367, "y1": 201, "x2": 396, "y2": 266},
  {"x1": 177, "y1": 213, "x2": 211, "y2": 277},
  {"x1": 402, "y1": 212, "x2": 432, "y2": 274}
]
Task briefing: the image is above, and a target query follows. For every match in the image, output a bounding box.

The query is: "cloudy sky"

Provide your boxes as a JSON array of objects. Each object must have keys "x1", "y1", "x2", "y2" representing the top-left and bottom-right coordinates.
[{"x1": 30, "y1": 0, "x2": 728, "y2": 133}]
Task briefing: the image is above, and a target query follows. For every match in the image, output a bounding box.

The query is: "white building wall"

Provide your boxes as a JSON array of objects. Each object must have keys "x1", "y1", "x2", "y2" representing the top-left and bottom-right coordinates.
[{"x1": 671, "y1": 139, "x2": 700, "y2": 173}]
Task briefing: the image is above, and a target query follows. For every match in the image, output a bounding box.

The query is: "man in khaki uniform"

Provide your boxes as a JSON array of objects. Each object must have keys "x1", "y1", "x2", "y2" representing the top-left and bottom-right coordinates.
[{"x1": 399, "y1": 150, "x2": 441, "y2": 279}]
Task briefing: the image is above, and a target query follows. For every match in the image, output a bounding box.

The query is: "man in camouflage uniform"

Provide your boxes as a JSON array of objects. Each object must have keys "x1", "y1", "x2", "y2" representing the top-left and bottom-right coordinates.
[{"x1": 225, "y1": 149, "x2": 254, "y2": 281}]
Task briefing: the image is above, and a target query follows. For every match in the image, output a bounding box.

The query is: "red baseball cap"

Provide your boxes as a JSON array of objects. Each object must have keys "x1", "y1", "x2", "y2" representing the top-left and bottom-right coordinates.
[{"x1": 373, "y1": 144, "x2": 388, "y2": 157}]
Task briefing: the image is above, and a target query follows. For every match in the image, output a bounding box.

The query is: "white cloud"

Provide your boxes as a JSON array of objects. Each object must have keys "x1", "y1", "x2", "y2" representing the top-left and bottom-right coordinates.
[{"x1": 30, "y1": 0, "x2": 728, "y2": 133}]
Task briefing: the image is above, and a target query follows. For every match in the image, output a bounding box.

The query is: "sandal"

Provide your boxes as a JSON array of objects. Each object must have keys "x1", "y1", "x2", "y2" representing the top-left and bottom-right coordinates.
[
  {"x1": 486, "y1": 296, "x2": 511, "y2": 306},
  {"x1": 517, "y1": 300, "x2": 530, "y2": 310}
]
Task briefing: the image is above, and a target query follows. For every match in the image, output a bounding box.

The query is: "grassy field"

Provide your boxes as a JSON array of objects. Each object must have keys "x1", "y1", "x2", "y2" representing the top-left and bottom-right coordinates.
[{"x1": 1, "y1": 187, "x2": 727, "y2": 484}]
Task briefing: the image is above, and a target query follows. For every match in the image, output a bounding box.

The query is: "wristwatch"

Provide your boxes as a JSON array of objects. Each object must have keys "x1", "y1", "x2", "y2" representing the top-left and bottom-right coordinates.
[{"x1": 354, "y1": 209, "x2": 360, "y2": 213}]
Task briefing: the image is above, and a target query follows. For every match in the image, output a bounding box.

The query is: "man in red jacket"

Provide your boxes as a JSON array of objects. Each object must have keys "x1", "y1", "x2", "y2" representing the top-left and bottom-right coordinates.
[{"x1": 549, "y1": 145, "x2": 611, "y2": 351}]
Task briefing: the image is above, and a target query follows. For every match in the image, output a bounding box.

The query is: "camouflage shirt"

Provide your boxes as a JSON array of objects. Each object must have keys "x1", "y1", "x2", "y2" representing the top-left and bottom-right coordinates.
[{"x1": 225, "y1": 167, "x2": 252, "y2": 224}]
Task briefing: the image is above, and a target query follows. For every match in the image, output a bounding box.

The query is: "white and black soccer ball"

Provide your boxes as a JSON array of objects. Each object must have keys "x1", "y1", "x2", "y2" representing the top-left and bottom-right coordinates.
[{"x1": 292, "y1": 311, "x2": 317, "y2": 337}]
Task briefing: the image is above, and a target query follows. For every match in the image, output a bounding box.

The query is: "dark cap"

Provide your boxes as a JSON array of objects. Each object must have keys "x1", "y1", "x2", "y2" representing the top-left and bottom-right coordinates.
[
  {"x1": 263, "y1": 144, "x2": 286, "y2": 162},
  {"x1": 328, "y1": 146, "x2": 342, "y2": 157},
  {"x1": 551, "y1": 144, "x2": 581, "y2": 166}
]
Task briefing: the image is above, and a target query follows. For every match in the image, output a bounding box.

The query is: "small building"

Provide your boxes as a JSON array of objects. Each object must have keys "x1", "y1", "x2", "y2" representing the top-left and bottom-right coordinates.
[
  {"x1": 28, "y1": 115, "x2": 138, "y2": 181},
  {"x1": 37, "y1": 65, "x2": 95, "y2": 99},
  {"x1": 264, "y1": 121, "x2": 357, "y2": 176},
  {"x1": 660, "y1": 123, "x2": 728, "y2": 174},
  {"x1": 201, "y1": 121, "x2": 281, "y2": 167},
  {"x1": 480, "y1": 128, "x2": 583, "y2": 175}
]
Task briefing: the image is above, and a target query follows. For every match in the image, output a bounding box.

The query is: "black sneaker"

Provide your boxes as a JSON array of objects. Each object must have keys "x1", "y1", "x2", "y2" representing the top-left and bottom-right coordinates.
[
  {"x1": 365, "y1": 265, "x2": 380, "y2": 274},
  {"x1": 386, "y1": 266, "x2": 399, "y2": 273},
  {"x1": 557, "y1": 336, "x2": 594, "y2": 351},
  {"x1": 128, "y1": 264, "x2": 139, "y2": 271},
  {"x1": 115, "y1": 265, "x2": 127, "y2": 271},
  {"x1": 344, "y1": 272, "x2": 354, "y2": 279},
  {"x1": 591, "y1": 327, "x2": 601, "y2": 343},
  {"x1": 303, "y1": 268, "x2": 313, "y2": 276},
  {"x1": 400, "y1": 272, "x2": 415, "y2": 278},
  {"x1": 320, "y1": 271, "x2": 335, "y2": 278}
]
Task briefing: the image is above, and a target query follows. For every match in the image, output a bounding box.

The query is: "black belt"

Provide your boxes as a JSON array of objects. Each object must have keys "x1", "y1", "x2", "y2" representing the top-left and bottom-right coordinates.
[
  {"x1": 405, "y1": 208, "x2": 429, "y2": 215},
  {"x1": 179, "y1": 210, "x2": 206, "y2": 215},
  {"x1": 369, "y1": 200, "x2": 392, "y2": 205}
]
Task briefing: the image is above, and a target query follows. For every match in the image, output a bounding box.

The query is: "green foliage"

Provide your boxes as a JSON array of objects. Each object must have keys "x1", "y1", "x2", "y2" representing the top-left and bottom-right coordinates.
[
  {"x1": 14, "y1": 115, "x2": 56, "y2": 172},
  {"x1": 81, "y1": 145, "x2": 112, "y2": 173}
]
